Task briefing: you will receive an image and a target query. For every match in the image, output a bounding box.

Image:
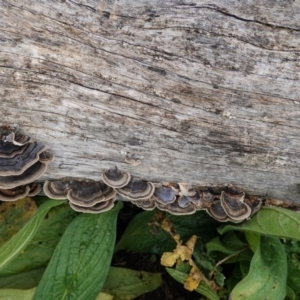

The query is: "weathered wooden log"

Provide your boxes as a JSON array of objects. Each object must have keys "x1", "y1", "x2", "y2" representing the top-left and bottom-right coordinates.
[{"x1": 0, "y1": 1, "x2": 299, "y2": 202}]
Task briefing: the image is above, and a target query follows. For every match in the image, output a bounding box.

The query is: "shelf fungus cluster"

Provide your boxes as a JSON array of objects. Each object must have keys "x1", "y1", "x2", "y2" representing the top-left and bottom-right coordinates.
[
  {"x1": 42, "y1": 167, "x2": 261, "y2": 222},
  {"x1": 101, "y1": 167, "x2": 261, "y2": 223},
  {"x1": 0, "y1": 127, "x2": 53, "y2": 201},
  {"x1": 43, "y1": 178, "x2": 117, "y2": 213}
]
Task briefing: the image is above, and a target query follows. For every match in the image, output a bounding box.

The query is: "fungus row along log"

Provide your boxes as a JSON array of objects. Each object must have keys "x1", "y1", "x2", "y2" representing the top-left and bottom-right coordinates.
[
  {"x1": 0, "y1": 126, "x2": 52, "y2": 201},
  {"x1": 44, "y1": 177, "x2": 116, "y2": 213},
  {"x1": 101, "y1": 167, "x2": 262, "y2": 223}
]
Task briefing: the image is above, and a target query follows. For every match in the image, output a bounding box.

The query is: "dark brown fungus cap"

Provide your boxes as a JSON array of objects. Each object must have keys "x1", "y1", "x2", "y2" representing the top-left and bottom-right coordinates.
[
  {"x1": 131, "y1": 197, "x2": 156, "y2": 211},
  {"x1": 0, "y1": 185, "x2": 31, "y2": 201},
  {"x1": 178, "y1": 192, "x2": 202, "y2": 209},
  {"x1": 27, "y1": 182, "x2": 42, "y2": 197},
  {"x1": 220, "y1": 190, "x2": 251, "y2": 221},
  {"x1": 67, "y1": 179, "x2": 116, "y2": 207},
  {"x1": 207, "y1": 200, "x2": 230, "y2": 222},
  {"x1": 102, "y1": 166, "x2": 131, "y2": 188},
  {"x1": 69, "y1": 197, "x2": 115, "y2": 213},
  {"x1": 0, "y1": 161, "x2": 47, "y2": 189},
  {"x1": 43, "y1": 179, "x2": 69, "y2": 199},
  {"x1": 0, "y1": 142, "x2": 46, "y2": 176},
  {"x1": 244, "y1": 195, "x2": 262, "y2": 216},
  {"x1": 39, "y1": 151, "x2": 54, "y2": 164},
  {"x1": 158, "y1": 198, "x2": 196, "y2": 215},
  {"x1": 116, "y1": 177, "x2": 155, "y2": 201},
  {"x1": 153, "y1": 186, "x2": 177, "y2": 205}
]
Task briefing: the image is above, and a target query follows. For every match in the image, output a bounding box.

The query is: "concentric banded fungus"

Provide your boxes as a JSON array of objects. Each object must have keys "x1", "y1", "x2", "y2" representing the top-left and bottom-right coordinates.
[
  {"x1": 156, "y1": 198, "x2": 196, "y2": 215},
  {"x1": 0, "y1": 185, "x2": 30, "y2": 201},
  {"x1": 116, "y1": 177, "x2": 155, "y2": 201},
  {"x1": 244, "y1": 195, "x2": 262, "y2": 216},
  {"x1": 44, "y1": 177, "x2": 116, "y2": 212},
  {"x1": 131, "y1": 198, "x2": 156, "y2": 211},
  {"x1": 177, "y1": 191, "x2": 202, "y2": 208},
  {"x1": 0, "y1": 161, "x2": 48, "y2": 189},
  {"x1": 43, "y1": 179, "x2": 69, "y2": 199},
  {"x1": 0, "y1": 141, "x2": 46, "y2": 176},
  {"x1": 69, "y1": 197, "x2": 115, "y2": 213},
  {"x1": 153, "y1": 186, "x2": 177, "y2": 205},
  {"x1": 0, "y1": 126, "x2": 53, "y2": 193},
  {"x1": 207, "y1": 200, "x2": 230, "y2": 222},
  {"x1": 220, "y1": 188, "x2": 251, "y2": 221},
  {"x1": 102, "y1": 166, "x2": 131, "y2": 188},
  {"x1": 67, "y1": 179, "x2": 116, "y2": 207}
]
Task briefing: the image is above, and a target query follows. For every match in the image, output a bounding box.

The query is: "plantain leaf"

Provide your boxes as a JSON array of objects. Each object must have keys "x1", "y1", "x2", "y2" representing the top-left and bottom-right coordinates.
[
  {"x1": 0, "y1": 287, "x2": 35, "y2": 300},
  {"x1": 230, "y1": 235, "x2": 287, "y2": 300},
  {"x1": 0, "y1": 268, "x2": 45, "y2": 289},
  {"x1": 102, "y1": 267, "x2": 161, "y2": 300},
  {"x1": 218, "y1": 207, "x2": 300, "y2": 240},
  {"x1": 33, "y1": 202, "x2": 122, "y2": 300},
  {"x1": 0, "y1": 200, "x2": 66, "y2": 272},
  {"x1": 0, "y1": 201, "x2": 77, "y2": 276},
  {"x1": 166, "y1": 267, "x2": 219, "y2": 300}
]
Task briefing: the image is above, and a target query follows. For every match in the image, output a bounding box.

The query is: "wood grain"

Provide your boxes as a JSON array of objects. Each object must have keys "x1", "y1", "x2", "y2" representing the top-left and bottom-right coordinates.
[{"x1": 0, "y1": 0, "x2": 299, "y2": 201}]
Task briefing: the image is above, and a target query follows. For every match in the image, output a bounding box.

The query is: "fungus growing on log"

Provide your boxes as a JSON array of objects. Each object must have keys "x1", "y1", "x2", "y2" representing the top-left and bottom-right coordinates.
[
  {"x1": 43, "y1": 177, "x2": 116, "y2": 213},
  {"x1": 220, "y1": 188, "x2": 251, "y2": 221},
  {"x1": 0, "y1": 126, "x2": 53, "y2": 197},
  {"x1": 115, "y1": 177, "x2": 155, "y2": 201},
  {"x1": 69, "y1": 197, "x2": 115, "y2": 213},
  {"x1": 102, "y1": 166, "x2": 131, "y2": 188},
  {"x1": 153, "y1": 186, "x2": 177, "y2": 205}
]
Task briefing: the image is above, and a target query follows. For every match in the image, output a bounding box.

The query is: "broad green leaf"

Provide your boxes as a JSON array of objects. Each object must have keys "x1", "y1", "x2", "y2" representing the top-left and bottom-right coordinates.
[
  {"x1": 0, "y1": 200, "x2": 66, "y2": 272},
  {"x1": 244, "y1": 232, "x2": 260, "y2": 253},
  {"x1": 0, "y1": 197, "x2": 37, "y2": 246},
  {"x1": 230, "y1": 235, "x2": 287, "y2": 300},
  {"x1": 116, "y1": 209, "x2": 218, "y2": 254},
  {"x1": 0, "y1": 287, "x2": 35, "y2": 300},
  {"x1": 96, "y1": 293, "x2": 114, "y2": 300},
  {"x1": 206, "y1": 233, "x2": 252, "y2": 264},
  {"x1": 102, "y1": 267, "x2": 161, "y2": 300},
  {"x1": 287, "y1": 265, "x2": 300, "y2": 296},
  {"x1": 286, "y1": 285, "x2": 296, "y2": 300},
  {"x1": 219, "y1": 207, "x2": 300, "y2": 240},
  {"x1": 0, "y1": 268, "x2": 45, "y2": 289},
  {"x1": 33, "y1": 202, "x2": 122, "y2": 300},
  {"x1": 0, "y1": 202, "x2": 77, "y2": 276},
  {"x1": 206, "y1": 232, "x2": 245, "y2": 256},
  {"x1": 166, "y1": 268, "x2": 219, "y2": 300}
]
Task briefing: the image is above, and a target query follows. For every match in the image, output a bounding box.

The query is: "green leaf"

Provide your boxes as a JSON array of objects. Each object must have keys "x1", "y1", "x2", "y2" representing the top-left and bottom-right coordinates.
[
  {"x1": 0, "y1": 202, "x2": 77, "y2": 276},
  {"x1": 219, "y1": 207, "x2": 300, "y2": 240},
  {"x1": 0, "y1": 197, "x2": 37, "y2": 246},
  {"x1": 0, "y1": 200, "x2": 66, "y2": 272},
  {"x1": 166, "y1": 268, "x2": 219, "y2": 300},
  {"x1": 116, "y1": 209, "x2": 219, "y2": 254},
  {"x1": 33, "y1": 202, "x2": 122, "y2": 300},
  {"x1": 230, "y1": 235, "x2": 287, "y2": 300},
  {"x1": 102, "y1": 267, "x2": 161, "y2": 300},
  {"x1": 0, "y1": 287, "x2": 35, "y2": 300},
  {"x1": 0, "y1": 268, "x2": 45, "y2": 289},
  {"x1": 95, "y1": 292, "x2": 114, "y2": 300},
  {"x1": 287, "y1": 265, "x2": 300, "y2": 296}
]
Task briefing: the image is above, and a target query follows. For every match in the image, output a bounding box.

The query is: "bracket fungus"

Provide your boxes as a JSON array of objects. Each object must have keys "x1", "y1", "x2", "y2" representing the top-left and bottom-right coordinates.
[
  {"x1": 152, "y1": 186, "x2": 177, "y2": 205},
  {"x1": 0, "y1": 126, "x2": 53, "y2": 199},
  {"x1": 102, "y1": 166, "x2": 131, "y2": 189},
  {"x1": 115, "y1": 177, "x2": 155, "y2": 201},
  {"x1": 220, "y1": 189, "x2": 251, "y2": 221},
  {"x1": 0, "y1": 183, "x2": 42, "y2": 202},
  {"x1": 43, "y1": 177, "x2": 116, "y2": 213}
]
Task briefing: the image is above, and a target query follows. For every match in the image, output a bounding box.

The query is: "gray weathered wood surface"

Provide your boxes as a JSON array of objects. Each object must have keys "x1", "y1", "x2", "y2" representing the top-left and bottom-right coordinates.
[{"x1": 0, "y1": 0, "x2": 299, "y2": 201}]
